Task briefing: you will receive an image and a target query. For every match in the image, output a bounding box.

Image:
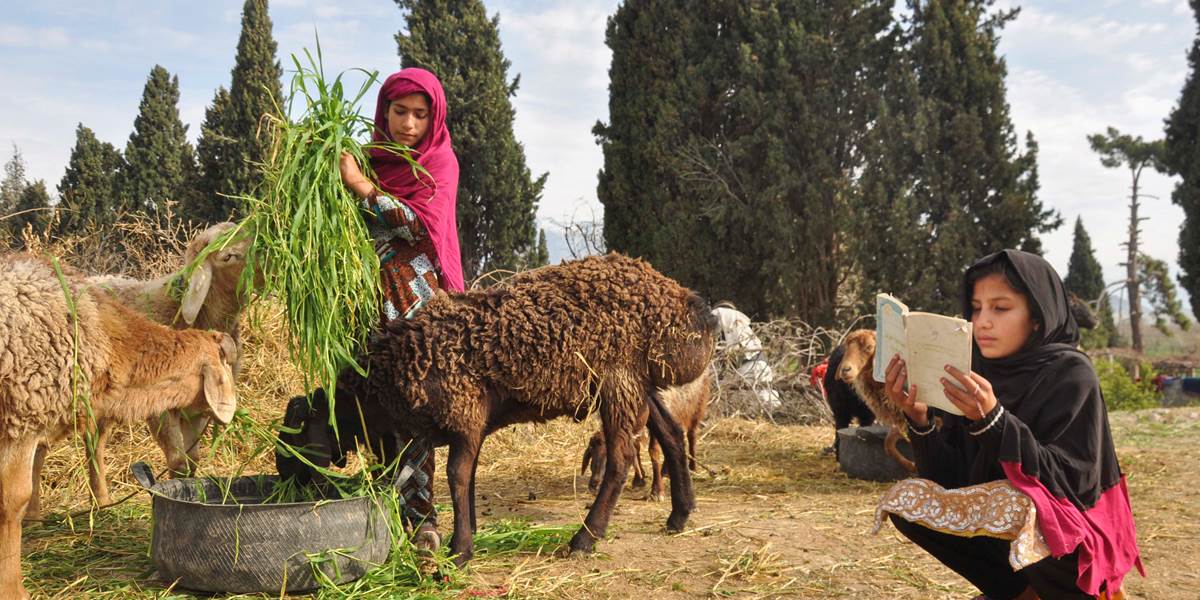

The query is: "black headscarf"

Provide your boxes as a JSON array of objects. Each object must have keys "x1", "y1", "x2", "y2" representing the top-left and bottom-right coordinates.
[{"x1": 914, "y1": 250, "x2": 1123, "y2": 510}]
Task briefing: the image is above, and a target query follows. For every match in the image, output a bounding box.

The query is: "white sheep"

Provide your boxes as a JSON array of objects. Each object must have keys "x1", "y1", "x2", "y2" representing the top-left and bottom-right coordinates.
[
  {"x1": 52, "y1": 222, "x2": 251, "y2": 510},
  {"x1": 0, "y1": 253, "x2": 238, "y2": 600}
]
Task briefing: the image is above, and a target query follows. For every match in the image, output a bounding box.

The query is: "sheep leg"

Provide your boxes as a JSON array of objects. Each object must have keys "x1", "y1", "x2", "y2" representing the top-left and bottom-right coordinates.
[
  {"x1": 648, "y1": 433, "x2": 664, "y2": 502},
  {"x1": 469, "y1": 439, "x2": 483, "y2": 534},
  {"x1": 1, "y1": 437, "x2": 38, "y2": 599},
  {"x1": 446, "y1": 436, "x2": 482, "y2": 567},
  {"x1": 885, "y1": 426, "x2": 916, "y2": 474},
  {"x1": 85, "y1": 420, "x2": 113, "y2": 506},
  {"x1": 569, "y1": 427, "x2": 633, "y2": 554},
  {"x1": 23, "y1": 444, "x2": 47, "y2": 521},
  {"x1": 630, "y1": 435, "x2": 646, "y2": 489},
  {"x1": 644, "y1": 390, "x2": 694, "y2": 532}
]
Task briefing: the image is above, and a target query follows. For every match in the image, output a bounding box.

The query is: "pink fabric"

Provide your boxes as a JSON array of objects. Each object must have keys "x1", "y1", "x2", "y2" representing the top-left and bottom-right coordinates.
[
  {"x1": 1001, "y1": 461, "x2": 1145, "y2": 595},
  {"x1": 369, "y1": 68, "x2": 464, "y2": 292}
]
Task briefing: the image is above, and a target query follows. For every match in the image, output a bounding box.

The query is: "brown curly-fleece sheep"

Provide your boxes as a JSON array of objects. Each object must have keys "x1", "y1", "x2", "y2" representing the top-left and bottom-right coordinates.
[
  {"x1": 0, "y1": 254, "x2": 238, "y2": 600},
  {"x1": 64, "y1": 222, "x2": 251, "y2": 511},
  {"x1": 581, "y1": 368, "x2": 711, "y2": 501},
  {"x1": 836, "y1": 329, "x2": 915, "y2": 473},
  {"x1": 277, "y1": 254, "x2": 717, "y2": 566}
]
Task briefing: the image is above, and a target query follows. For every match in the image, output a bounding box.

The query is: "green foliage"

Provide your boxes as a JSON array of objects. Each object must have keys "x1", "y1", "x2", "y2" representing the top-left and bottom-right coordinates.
[
  {"x1": 599, "y1": 0, "x2": 896, "y2": 322},
  {"x1": 1139, "y1": 253, "x2": 1192, "y2": 334},
  {"x1": 193, "y1": 0, "x2": 283, "y2": 224},
  {"x1": 1164, "y1": 0, "x2": 1200, "y2": 319},
  {"x1": 119, "y1": 65, "x2": 196, "y2": 220},
  {"x1": 7, "y1": 179, "x2": 51, "y2": 243},
  {"x1": 396, "y1": 0, "x2": 544, "y2": 281},
  {"x1": 56, "y1": 124, "x2": 125, "y2": 235},
  {"x1": 0, "y1": 144, "x2": 26, "y2": 218},
  {"x1": 1095, "y1": 359, "x2": 1159, "y2": 412},
  {"x1": 1064, "y1": 217, "x2": 1105, "y2": 300},
  {"x1": 892, "y1": 0, "x2": 1059, "y2": 315}
]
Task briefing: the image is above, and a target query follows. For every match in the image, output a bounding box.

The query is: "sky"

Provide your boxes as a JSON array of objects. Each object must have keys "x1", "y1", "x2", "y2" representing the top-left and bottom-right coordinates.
[{"x1": 0, "y1": 0, "x2": 1196, "y2": 316}]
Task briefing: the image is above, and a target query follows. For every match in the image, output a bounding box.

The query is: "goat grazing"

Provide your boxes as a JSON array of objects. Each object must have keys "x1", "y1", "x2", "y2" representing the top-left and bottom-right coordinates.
[
  {"x1": 276, "y1": 254, "x2": 717, "y2": 566},
  {"x1": 833, "y1": 329, "x2": 915, "y2": 473},
  {"x1": 64, "y1": 222, "x2": 251, "y2": 510},
  {"x1": 580, "y1": 369, "x2": 711, "y2": 501},
  {"x1": 0, "y1": 254, "x2": 238, "y2": 599}
]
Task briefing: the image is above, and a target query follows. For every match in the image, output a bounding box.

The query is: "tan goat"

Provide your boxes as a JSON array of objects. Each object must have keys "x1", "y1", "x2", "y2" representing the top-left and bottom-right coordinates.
[
  {"x1": 0, "y1": 254, "x2": 237, "y2": 599},
  {"x1": 836, "y1": 329, "x2": 915, "y2": 474}
]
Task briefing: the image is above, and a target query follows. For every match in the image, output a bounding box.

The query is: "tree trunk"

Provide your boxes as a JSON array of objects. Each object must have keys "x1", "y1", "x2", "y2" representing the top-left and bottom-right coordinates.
[{"x1": 1128, "y1": 168, "x2": 1143, "y2": 353}]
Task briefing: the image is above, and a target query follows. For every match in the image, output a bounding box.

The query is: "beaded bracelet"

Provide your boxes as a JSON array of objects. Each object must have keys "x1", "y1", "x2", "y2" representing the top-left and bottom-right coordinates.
[{"x1": 968, "y1": 404, "x2": 1005, "y2": 436}]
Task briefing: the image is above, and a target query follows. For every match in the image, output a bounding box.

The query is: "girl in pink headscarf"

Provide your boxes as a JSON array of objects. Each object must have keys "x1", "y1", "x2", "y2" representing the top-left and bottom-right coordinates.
[
  {"x1": 339, "y1": 67, "x2": 462, "y2": 553},
  {"x1": 340, "y1": 67, "x2": 464, "y2": 321}
]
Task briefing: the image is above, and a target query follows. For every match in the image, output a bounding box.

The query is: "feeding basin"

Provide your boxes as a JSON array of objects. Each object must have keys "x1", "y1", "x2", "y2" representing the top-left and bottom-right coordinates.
[{"x1": 132, "y1": 462, "x2": 391, "y2": 594}]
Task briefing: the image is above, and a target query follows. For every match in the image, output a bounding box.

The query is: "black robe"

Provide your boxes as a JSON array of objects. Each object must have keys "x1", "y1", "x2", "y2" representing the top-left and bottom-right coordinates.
[{"x1": 909, "y1": 249, "x2": 1143, "y2": 595}]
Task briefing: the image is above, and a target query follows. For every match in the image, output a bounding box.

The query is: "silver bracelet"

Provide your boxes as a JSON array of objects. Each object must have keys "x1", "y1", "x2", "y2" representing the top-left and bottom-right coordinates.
[
  {"x1": 908, "y1": 419, "x2": 936, "y2": 436},
  {"x1": 968, "y1": 404, "x2": 1005, "y2": 436}
]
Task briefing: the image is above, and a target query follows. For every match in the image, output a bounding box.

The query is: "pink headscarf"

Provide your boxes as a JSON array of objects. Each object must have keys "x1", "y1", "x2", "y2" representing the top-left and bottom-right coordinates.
[{"x1": 369, "y1": 68, "x2": 464, "y2": 292}]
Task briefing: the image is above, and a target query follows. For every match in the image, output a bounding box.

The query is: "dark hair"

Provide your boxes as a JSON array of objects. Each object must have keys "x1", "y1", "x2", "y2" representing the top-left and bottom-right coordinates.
[{"x1": 966, "y1": 258, "x2": 1044, "y2": 348}]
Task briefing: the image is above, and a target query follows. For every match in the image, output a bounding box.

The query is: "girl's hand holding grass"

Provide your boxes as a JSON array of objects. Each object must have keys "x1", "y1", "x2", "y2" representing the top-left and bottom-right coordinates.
[{"x1": 340, "y1": 151, "x2": 374, "y2": 199}]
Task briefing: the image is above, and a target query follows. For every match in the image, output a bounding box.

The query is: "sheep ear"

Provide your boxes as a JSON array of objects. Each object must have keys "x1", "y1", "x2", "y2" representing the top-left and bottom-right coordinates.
[
  {"x1": 202, "y1": 363, "x2": 237, "y2": 425},
  {"x1": 180, "y1": 262, "x2": 213, "y2": 325}
]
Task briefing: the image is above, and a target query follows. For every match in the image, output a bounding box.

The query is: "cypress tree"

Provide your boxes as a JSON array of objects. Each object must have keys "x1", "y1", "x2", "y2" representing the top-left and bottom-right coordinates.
[
  {"x1": 193, "y1": 86, "x2": 237, "y2": 223},
  {"x1": 395, "y1": 0, "x2": 545, "y2": 280},
  {"x1": 120, "y1": 65, "x2": 195, "y2": 219},
  {"x1": 1064, "y1": 217, "x2": 1117, "y2": 348},
  {"x1": 0, "y1": 144, "x2": 27, "y2": 218},
  {"x1": 1163, "y1": 0, "x2": 1200, "y2": 319},
  {"x1": 902, "y1": 0, "x2": 1059, "y2": 314},
  {"x1": 192, "y1": 0, "x2": 282, "y2": 223},
  {"x1": 8, "y1": 180, "x2": 51, "y2": 246},
  {"x1": 57, "y1": 124, "x2": 124, "y2": 234},
  {"x1": 599, "y1": 1, "x2": 893, "y2": 321}
]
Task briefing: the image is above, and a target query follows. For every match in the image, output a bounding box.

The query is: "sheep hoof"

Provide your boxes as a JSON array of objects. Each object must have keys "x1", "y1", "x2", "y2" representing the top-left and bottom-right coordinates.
[
  {"x1": 648, "y1": 490, "x2": 663, "y2": 502},
  {"x1": 630, "y1": 476, "x2": 646, "y2": 489},
  {"x1": 567, "y1": 530, "x2": 596, "y2": 555},
  {"x1": 665, "y1": 512, "x2": 689, "y2": 533}
]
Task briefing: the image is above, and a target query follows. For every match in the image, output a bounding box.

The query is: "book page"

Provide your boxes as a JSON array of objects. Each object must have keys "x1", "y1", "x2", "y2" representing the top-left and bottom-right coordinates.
[
  {"x1": 874, "y1": 294, "x2": 909, "y2": 383},
  {"x1": 902, "y1": 313, "x2": 972, "y2": 416}
]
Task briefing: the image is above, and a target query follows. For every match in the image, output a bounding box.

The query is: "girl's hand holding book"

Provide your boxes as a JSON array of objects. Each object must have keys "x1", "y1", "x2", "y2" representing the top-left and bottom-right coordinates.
[
  {"x1": 885, "y1": 354, "x2": 930, "y2": 428},
  {"x1": 940, "y1": 365, "x2": 997, "y2": 421}
]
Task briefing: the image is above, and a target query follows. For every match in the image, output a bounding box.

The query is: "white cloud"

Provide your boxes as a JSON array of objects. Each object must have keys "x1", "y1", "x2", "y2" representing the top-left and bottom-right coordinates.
[{"x1": 0, "y1": 25, "x2": 72, "y2": 49}]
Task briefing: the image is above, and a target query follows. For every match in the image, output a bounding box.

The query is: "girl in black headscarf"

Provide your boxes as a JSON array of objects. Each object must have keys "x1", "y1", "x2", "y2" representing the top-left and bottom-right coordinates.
[{"x1": 883, "y1": 250, "x2": 1143, "y2": 600}]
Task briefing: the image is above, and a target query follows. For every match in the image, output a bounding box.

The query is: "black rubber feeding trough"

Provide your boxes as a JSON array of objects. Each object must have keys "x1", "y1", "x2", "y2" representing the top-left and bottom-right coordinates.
[
  {"x1": 836, "y1": 424, "x2": 914, "y2": 482},
  {"x1": 132, "y1": 462, "x2": 391, "y2": 594}
]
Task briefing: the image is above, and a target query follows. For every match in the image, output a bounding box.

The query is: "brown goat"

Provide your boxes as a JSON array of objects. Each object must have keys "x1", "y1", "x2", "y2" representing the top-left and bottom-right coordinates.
[
  {"x1": 276, "y1": 254, "x2": 717, "y2": 567},
  {"x1": 836, "y1": 329, "x2": 915, "y2": 474},
  {"x1": 0, "y1": 254, "x2": 237, "y2": 599},
  {"x1": 581, "y1": 369, "x2": 711, "y2": 500}
]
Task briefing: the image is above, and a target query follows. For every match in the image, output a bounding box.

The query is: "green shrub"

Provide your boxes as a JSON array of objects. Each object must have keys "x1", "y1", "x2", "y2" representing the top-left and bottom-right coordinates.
[{"x1": 1095, "y1": 359, "x2": 1158, "y2": 411}]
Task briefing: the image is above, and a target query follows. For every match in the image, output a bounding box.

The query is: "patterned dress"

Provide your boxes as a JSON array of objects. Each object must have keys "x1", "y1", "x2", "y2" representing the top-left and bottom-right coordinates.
[{"x1": 362, "y1": 191, "x2": 441, "y2": 531}]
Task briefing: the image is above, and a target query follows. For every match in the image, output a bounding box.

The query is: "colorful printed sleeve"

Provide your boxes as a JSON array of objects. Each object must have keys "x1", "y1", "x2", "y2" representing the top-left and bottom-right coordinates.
[{"x1": 363, "y1": 191, "x2": 426, "y2": 243}]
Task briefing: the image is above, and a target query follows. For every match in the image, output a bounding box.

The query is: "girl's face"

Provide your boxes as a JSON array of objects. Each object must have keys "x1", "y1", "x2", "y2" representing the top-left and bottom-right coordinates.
[
  {"x1": 970, "y1": 273, "x2": 1038, "y2": 359},
  {"x1": 386, "y1": 93, "x2": 431, "y2": 148}
]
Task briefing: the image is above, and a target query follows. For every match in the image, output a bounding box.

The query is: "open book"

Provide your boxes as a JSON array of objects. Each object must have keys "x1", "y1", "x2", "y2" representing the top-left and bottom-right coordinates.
[{"x1": 872, "y1": 293, "x2": 972, "y2": 416}]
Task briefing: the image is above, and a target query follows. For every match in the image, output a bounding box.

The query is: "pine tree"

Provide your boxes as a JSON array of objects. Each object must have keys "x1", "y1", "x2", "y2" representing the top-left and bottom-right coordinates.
[
  {"x1": 0, "y1": 144, "x2": 27, "y2": 218},
  {"x1": 533, "y1": 228, "x2": 549, "y2": 267},
  {"x1": 57, "y1": 124, "x2": 124, "y2": 234},
  {"x1": 1163, "y1": 0, "x2": 1200, "y2": 319},
  {"x1": 1087, "y1": 126, "x2": 1166, "y2": 353},
  {"x1": 901, "y1": 0, "x2": 1059, "y2": 314},
  {"x1": 119, "y1": 65, "x2": 195, "y2": 220},
  {"x1": 193, "y1": 0, "x2": 282, "y2": 223},
  {"x1": 395, "y1": 0, "x2": 545, "y2": 280}
]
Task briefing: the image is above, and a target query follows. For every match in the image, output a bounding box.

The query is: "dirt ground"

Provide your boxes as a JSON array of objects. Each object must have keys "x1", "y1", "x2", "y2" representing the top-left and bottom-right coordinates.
[{"x1": 21, "y1": 406, "x2": 1200, "y2": 599}]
